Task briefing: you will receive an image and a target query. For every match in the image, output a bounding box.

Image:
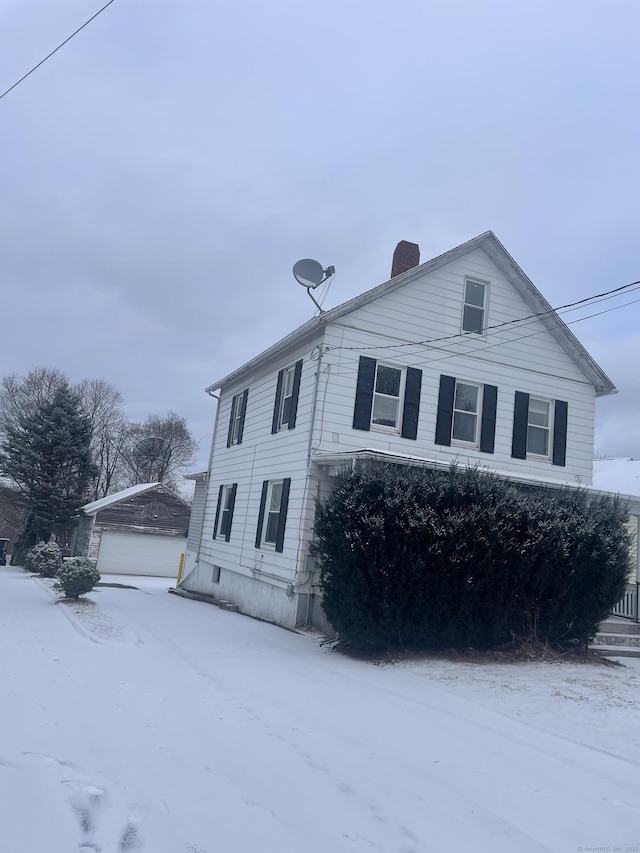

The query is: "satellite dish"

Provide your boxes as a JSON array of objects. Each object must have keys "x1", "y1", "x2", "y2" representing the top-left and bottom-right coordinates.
[
  {"x1": 132, "y1": 437, "x2": 171, "y2": 472},
  {"x1": 292, "y1": 258, "x2": 335, "y2": 314},
  {"x1": 293, "y1": 259, "x2": 325, "y2": 289}
]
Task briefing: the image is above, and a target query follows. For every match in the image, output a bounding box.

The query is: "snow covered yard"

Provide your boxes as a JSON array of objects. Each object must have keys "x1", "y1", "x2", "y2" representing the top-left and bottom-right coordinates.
[{"x1": 0, "y1": 566, "x2": 638, "y2": 853}]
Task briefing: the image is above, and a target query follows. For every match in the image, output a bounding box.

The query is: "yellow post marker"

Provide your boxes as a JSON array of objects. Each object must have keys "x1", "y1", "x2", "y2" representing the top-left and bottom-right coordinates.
[{"x1": 176, "y1": 553, "x2": 185, "y2": 586}]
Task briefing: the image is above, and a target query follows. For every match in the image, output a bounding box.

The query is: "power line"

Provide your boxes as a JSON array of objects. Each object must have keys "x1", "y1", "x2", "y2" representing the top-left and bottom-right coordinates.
[
  {"x1": 322, "y1": 289, "x2": 640, "y2": 378},
  {"x1": 324, "y1": 277, "x2": 640, "y2": 354},
  {"x1": 0, "y1": 0, "x2": 117, "y2": 101},
  {"x1": 423, "y1": 294, "x2": 640, "y2": 369}
]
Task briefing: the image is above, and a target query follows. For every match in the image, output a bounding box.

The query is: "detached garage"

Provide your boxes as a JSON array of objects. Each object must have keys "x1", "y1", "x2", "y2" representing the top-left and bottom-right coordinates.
[{"x1": 71, "y1": 483, "x2": 191, "y2": 578}]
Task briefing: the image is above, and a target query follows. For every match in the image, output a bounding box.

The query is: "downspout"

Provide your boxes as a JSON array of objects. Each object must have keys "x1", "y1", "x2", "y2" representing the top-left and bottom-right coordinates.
[
  {"x1": 185, "y1": 389, "x2": 220, "y2": 589},
  {"x1": 296, "y1": 344, "x2": 326, "y2": 622}
]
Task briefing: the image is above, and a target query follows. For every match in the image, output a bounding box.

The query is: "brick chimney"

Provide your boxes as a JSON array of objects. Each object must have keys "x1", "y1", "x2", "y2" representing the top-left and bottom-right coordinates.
[{"x1": 391, "y1": 240, "x2": 420, "y2": 278}]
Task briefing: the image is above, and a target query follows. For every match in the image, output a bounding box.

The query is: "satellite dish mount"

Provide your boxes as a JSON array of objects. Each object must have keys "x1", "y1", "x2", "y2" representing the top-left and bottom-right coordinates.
[{"x1": 292, "y1": 259, "x2": 335, "y2": 313}]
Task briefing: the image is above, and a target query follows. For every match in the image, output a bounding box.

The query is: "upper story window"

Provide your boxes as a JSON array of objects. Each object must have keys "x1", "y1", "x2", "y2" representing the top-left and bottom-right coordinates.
[
  {"x1": 271, "y1": 360, "x2": 303, "y2": 433},
  {"x1": 227, "y1": 389, "x2": 248, "y2": 447},
  {"x1": 511, "y1": 391, "x2": 568, "y2": 466},
  {"x1": 452, "y1": 381, "x2": 480, "y2": 443},
  {"x1": 462, "y1": 279, "x2": 487, "y2": 335},
  {"x1": 372, "y1": 364, "x2": 404, "y2": 429},
  {"x1": 435, "y1": 374, "x2": 498, "y2": 454},
  {"x1": 352, "y1": 356, "x2": 422, "y2": 440},
  {"x1": 527, "y1": 398, "x2": 550, "y2": 456}
]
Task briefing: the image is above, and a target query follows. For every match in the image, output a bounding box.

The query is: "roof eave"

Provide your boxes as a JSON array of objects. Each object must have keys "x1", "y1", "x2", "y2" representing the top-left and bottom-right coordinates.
[{"x1": 205, "y1": 316, "x2": 325, "y2": 393}]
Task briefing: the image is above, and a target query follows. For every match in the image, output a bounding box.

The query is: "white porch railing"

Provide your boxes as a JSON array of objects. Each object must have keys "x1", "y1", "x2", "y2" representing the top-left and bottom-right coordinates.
[{"x1": 613, "y1": 583, "x2": 639, "y2": 621}]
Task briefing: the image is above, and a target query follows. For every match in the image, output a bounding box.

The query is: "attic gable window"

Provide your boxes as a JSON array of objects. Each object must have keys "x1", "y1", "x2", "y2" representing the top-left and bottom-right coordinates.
[{"x1": 462, "y1": 279, "x2": 487, "y2": 335}]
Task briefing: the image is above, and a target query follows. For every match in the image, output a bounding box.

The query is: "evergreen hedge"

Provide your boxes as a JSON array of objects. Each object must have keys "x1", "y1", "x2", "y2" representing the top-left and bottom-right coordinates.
[{"x1": 313, "y1": 462, "x2": 631, "y2": 653}]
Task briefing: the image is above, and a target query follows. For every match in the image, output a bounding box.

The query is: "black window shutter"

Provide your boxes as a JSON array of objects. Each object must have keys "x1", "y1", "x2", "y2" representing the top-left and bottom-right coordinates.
[
  {"x1": 552, "y1": 400, "x2": 568, "y2": 466},
  {"x1": 237, "y1": 390, "x2": 248, "y2": 444},
  {"x1": 271, "y1": 370, "x2": 284, "y2": 434},
  {"x1": 352, "y1": 356, "x2": 376, "y2": 431},
  {"x1": 479, "y1": 384, "x2": 498, "y2": 453},
  {"x1": 212, "y1": 485, "x2": 224, "y2": 539},
  {"x1": 275, "y1": 478, "x2": 291, "y2": 553},
  {"x1": 401, "y1": 367, "x2": 422, "y2": 440},
  {"x1": 225, "y1": 483, "x2": 237, "y2": 542},
  {"x1": 287, "y1": 360, "x2": 303, "y2": 430},
  {"x1": 226, "y1": 397, "x2": 237, "y2": 447},
  {"x1": 255, "y1": 481, "x2": 269, "y2": 548},
  {"x1": 511, "y1": 391, "x2": 529, "y2": 459},
  {"x1": 434, "y1": 375, "x2": 456, "y2": 446}
]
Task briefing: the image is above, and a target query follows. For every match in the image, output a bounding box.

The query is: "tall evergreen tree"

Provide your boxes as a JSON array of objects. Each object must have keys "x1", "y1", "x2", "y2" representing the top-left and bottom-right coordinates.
[{"x1": 0, "y1": 384, "x2": 97, "y2": 562}]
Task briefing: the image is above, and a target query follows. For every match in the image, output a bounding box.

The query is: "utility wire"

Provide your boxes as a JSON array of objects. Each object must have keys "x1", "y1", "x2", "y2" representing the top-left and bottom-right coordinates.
[
  {"x1": 0, "y1": 0, "x2": 117, "y2": 101},
  {"x1": 324, "y1": 277, "x2": 640, "y2": 354},
  {"x1": 321, "y1": 290, "x2": 640, "y2": 378},
  {"x1": 423, "y1": 294, "x2": 640, "y2": 369}
]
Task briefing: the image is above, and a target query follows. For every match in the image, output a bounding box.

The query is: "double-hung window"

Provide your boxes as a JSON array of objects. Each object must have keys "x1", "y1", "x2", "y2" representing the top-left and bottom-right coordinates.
[
  {"x1": 352, "y1": 356, "x2": 422, "y2": 440},
  {"x1": 452, "y1": 381, "x2": 481, "y2": 443},
  {"x1": 526, "y1": 398, "x2": 550, "y2": 456},
  {"x1": 462, "y1": 279, "x2": 487, "y2": 335},
  {"x1": 272, "y1": 361, "x2": 303, "y2": 433},
  {"x1": 227, "y1": 389, "x2": 248, "y2": 447},
  {"x1": 511, "y1": 392, "x2": 568, "y2": 466},
  {"x1": 372, "y1": 364, "x2": 404, "y2": 429},
  {"x1": 255, "y1": 478, "x2": 291, "y2": 553},
  {"x1": 213, "y1": 483, "x2": 237, "y2": 542},
  {"x1": 435, "y1": 375, "x2": 498, "y2": 453}
]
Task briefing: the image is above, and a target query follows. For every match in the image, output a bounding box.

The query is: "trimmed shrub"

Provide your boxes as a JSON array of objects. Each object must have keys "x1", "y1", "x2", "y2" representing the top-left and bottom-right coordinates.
[
  {"x1": 55, "y1": 558, "x2": 100, "y2": 599},
  {"x1": 313, "y1": 462, "x2": 631, "y2": 653},
  {"x1": 25, "y1": 541, "x2": 62, "y2": 577}
]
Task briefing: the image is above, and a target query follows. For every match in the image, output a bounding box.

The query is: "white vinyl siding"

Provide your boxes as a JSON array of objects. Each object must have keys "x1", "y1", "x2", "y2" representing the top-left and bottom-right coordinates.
[
  {"x1": 187, "y1": 338, "x2": 318, "y2": 624},
  {"x1": 186, "y1": 477, "x2": 207, "y2": 551},
  {"x1": 312, "y1": 248, "x2": 595, "y2": 484}
]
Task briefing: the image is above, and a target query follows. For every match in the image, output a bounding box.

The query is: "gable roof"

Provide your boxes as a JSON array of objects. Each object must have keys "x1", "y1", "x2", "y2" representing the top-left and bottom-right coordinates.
[
  {"x1": 206, "y1": 231, "x2": 615, "y2": 396},
  {"x1": 81, "y1": 482, "x2": 188, "y2": 516}
]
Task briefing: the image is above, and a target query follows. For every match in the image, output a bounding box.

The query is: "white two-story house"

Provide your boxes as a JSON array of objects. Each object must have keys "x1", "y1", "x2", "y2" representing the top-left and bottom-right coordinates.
[{"x1": 180, "y1": 231, "x2": 630, "y2": 631}]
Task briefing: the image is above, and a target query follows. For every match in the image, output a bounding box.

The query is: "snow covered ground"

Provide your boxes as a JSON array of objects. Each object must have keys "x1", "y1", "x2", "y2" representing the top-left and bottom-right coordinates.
[{"x1": 1, "y1": 566, "x2": 638, "y2": 853}]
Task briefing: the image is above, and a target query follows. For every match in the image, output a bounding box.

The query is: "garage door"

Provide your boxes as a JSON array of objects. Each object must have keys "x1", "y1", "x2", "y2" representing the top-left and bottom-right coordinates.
[{"x1": 96, "y1": 531, "x2": 186, "y2": 577}]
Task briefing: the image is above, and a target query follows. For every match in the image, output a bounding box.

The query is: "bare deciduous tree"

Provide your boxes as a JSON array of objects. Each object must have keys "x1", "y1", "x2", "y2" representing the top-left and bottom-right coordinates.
[
  {"x1": 0, "y1": 369, "x2": 199, "y2": 499},
  {"x1": 123, "y1": 412, "x2": 198, "y2": 489},
  {"x1": 0, "y1": 367, "x2": 69, "y2": 440},
  {"x1": 76, "y1": 378, "x2": 129, "y2": 500}
]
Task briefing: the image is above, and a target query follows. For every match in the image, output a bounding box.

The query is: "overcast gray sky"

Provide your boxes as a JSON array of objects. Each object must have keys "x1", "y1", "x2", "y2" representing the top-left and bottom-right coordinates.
[{"x1": 2, "y1": 0, "x2": 639, "y2": 473}]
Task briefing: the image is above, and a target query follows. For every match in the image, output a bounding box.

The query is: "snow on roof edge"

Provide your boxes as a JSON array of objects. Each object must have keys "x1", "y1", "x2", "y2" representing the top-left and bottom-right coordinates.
[{"x1": 81, "y1": 483, "x2": 161, "y2": 515}]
